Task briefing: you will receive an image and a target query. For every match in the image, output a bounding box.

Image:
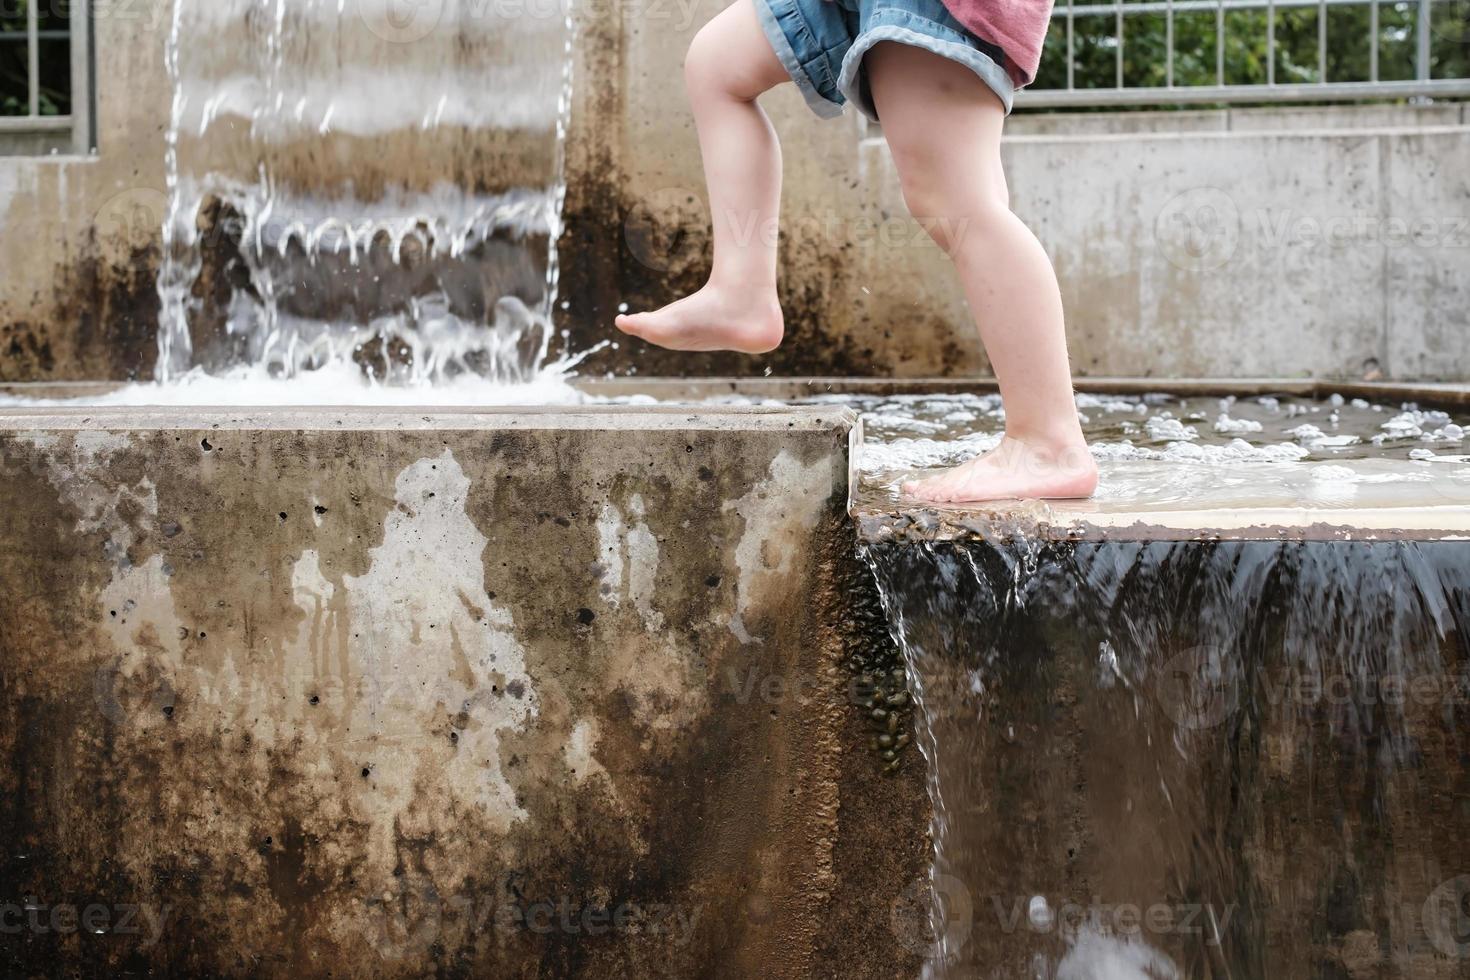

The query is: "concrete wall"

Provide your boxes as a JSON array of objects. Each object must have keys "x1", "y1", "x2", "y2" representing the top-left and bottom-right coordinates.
[
  {"x1": 0, "y1": 0, "x2": 1466, "y2": 383},
  {"x1": 0, "y1": 406, "x2": 928, "y2": 977}
]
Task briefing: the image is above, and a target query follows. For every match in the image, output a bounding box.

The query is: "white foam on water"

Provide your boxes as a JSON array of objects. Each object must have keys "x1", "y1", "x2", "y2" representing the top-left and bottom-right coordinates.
[
  {"x1": 0, "y1": 359, "x2": 591, "y2": 408},
  {"x1": 1055, "y1": 926, "x2": 1182, "y2": 980},
  {"x1": 1214, "y1": 413, "x2": 1263, "y2": 434}
]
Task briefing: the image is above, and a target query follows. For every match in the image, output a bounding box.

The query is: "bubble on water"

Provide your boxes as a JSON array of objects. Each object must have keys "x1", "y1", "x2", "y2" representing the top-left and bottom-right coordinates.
[
  {"x1": 1431, "y1": 423, "x2": 1465, "y2": 442},
  {"x1": 1287, "y1": 424, "x2": 1360, "y2": 450},
  {"x1": 1145, "y1": 417, "x2": 1198, "y2": 442},
  {"x1": 1214, "y1": 414, "x2": 1263, "y2": 434},
  {"x1": 1381, "y1": 412, "x2": 1428, "y2": 439}
]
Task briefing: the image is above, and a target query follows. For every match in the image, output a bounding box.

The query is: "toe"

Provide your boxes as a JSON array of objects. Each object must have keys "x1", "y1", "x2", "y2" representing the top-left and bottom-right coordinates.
[{"x1": 903, "y1": 476, "x2": 945, "y2": 502}]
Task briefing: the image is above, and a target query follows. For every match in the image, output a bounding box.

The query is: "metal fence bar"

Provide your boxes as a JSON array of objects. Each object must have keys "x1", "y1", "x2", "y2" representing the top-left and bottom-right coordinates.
[
  {"x1": 1416, "y1": 0, "x2": 1430, "y2": 80},
  {"x1": 1067, "y1": 0, "x2": 1075, "y2": 89},
  {"x1": 1216, "y1": 0, "x2": 1226, "y2": 85},
  {"x1": 26, "y1": 0, "x2": 40, "y2": 117},
  {"x1": 1167, "y1": 0, "x2": 1176, "y2": 87},
  {"x1": 1116, "y1": 4, "x2": 1125, "y2": 89},
  {"x1": 1370, "y1": 0, "x2": 1379, "y2": 81},
  {"x1": 0, "y1": 116, "x2": 70, "y2": 132},
  {"x1": 1018, "y1": 77, "x2": 1470, "y2": 106},
  {"x1": 1318, "y1": 0, "x2": 1328, "y2": 82},
  {"x1": 1267, "y1": 0, "x2": 1277, "y2": 85}
]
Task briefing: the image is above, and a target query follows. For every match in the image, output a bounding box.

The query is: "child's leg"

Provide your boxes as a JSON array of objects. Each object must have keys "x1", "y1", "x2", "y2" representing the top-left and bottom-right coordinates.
[
  {"x1": 615, "y1": 0, "x2": 790, "y2": 353},
  {"x1": 866, "y1": 41, "x2": 1098, "y2": 503}
]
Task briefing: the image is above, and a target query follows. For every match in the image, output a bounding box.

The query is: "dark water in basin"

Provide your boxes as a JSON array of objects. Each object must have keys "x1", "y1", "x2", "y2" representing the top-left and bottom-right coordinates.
[{"x1": 863, "y1": 534, "x2": 1470, "y2": 979}]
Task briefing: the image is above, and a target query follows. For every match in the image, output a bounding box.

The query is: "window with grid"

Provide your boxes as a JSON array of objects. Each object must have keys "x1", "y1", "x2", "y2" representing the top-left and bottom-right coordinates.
[{"x1": 0, "y1": 0, "x2": 91, "y2": 155}]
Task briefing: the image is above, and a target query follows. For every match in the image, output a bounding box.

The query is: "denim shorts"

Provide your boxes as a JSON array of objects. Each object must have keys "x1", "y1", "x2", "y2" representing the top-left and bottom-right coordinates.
[{"x1": 755, "y1": 0, "x2": 1016, "y2": 119}]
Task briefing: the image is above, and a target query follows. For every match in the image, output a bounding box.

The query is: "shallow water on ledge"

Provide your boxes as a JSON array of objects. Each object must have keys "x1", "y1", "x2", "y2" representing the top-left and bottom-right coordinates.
[{"x1": 817, "y1": 391, "x2": 1470, "y2": 515}]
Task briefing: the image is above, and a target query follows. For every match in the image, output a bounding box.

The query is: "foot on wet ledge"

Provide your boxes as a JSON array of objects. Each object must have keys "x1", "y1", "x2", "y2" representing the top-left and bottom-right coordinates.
[
  {"x1": 614, "y1": 283, "x2": 783, "y2": 354},
  {"x1": 902, "y1": 434, "x2": 1100, "y2": 504}
]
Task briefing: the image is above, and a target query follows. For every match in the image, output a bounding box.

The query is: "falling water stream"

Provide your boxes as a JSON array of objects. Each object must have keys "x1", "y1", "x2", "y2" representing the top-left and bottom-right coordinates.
[{"x1": 153, "y1": 0, "x2": 587, "y2": 393}]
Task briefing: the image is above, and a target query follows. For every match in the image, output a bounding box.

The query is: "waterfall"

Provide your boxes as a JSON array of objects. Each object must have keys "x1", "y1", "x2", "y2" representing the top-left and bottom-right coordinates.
[
  {"x1": 154, "y1": 0, "x2": 580, "y2": 388},
  {"x1": 863, "y1": 530, "x2": 1467, "y2": 978}
]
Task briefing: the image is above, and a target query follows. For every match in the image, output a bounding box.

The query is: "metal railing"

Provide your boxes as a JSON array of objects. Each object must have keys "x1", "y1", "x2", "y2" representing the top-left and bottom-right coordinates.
[
  {"x1": 1019, "y1": 0, "x2": 1470, "y2": 106},
  {"x1": 0, "y1": 0, "x2": 92, "y2": 153}
]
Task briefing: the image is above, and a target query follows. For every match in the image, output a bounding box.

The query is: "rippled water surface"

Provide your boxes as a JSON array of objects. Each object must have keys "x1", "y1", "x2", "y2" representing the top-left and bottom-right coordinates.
[{"x1": 814, "y1": 391, "x2": 1470, "y2": 513}]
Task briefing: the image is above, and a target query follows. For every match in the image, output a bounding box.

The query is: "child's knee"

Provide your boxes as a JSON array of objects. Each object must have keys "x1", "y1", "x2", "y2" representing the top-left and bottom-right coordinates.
[
  {"x1": 684, "y1": 23, "x2": 732, "y2": 100},
  {"x1": 893, "y1": 155, "x2": 1008, "y2": 249},
  {"x1": 684, "y1": 14, "x2": 775, "y2": 103}
]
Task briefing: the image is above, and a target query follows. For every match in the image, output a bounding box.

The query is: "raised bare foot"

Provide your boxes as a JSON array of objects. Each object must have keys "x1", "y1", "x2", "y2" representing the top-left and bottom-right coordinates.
[
  {"x1": 615, "y1": 283, "x2": 784, "y2": 354},
  {"x1": 902, "y1": 434, "x2": 1099, "y2": 503}
]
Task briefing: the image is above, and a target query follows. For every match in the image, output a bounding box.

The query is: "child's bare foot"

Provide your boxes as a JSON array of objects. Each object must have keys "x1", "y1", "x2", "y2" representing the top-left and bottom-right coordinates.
[
  {"x1": 902, "y1": 434, "x2": 1099, "y2": 503},
  {"x1": 615, "y1": 283, "x2": 784, "y2": 354}
]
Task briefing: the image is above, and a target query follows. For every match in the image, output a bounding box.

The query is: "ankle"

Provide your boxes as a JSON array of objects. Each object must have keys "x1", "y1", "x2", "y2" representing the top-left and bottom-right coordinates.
[
  {"x1": 707, "y1": 269, "x2": 778, "y2": 295},
  {"x1": 1007, "y1": 423, "x2": 1085, "y2": 445},
  {"x1": 1002, "y1": 429, "x2": 1095, "y2": 471},
  {"x1": 703, "y1": 277, "x2": 782, "y2": 309}
]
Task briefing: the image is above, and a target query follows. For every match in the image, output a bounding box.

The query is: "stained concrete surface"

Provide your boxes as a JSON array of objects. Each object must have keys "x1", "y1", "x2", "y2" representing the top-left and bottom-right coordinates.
[{"x1": 0, "y1": 406, "x2": 928, "y2": 978}]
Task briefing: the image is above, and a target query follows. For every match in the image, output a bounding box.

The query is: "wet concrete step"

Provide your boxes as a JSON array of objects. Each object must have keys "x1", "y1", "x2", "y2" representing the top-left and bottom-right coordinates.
[{"x1": 0, "y1": 405, "x2": 927, "y2": 978}]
